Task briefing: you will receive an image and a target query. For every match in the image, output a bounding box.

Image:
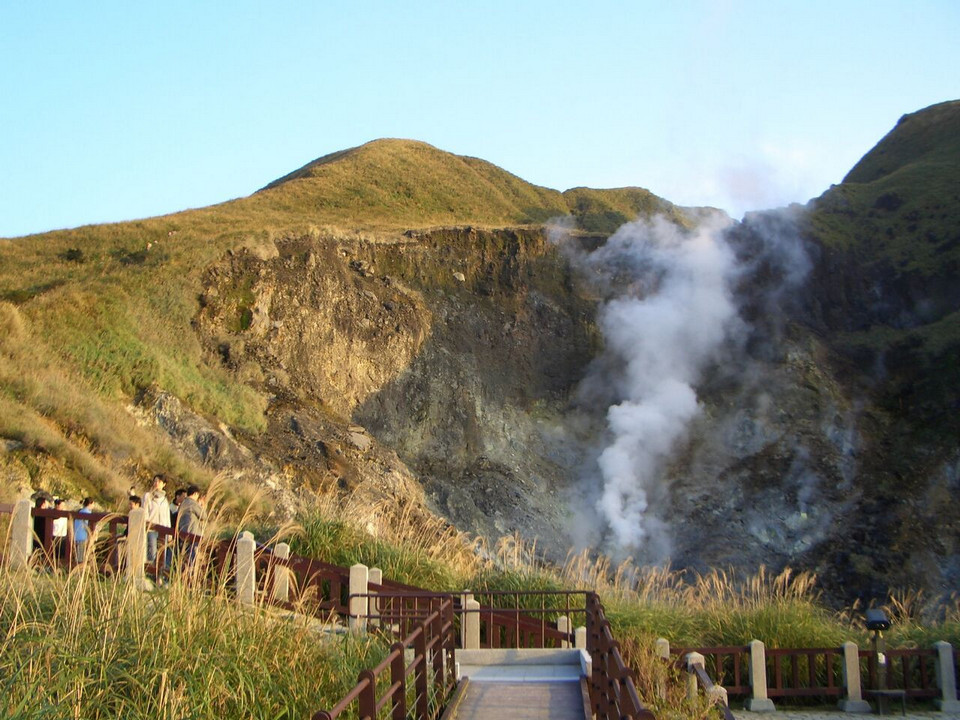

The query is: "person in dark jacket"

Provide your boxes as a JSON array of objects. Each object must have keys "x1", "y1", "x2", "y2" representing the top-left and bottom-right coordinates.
[{"x1": 176, "y1": 485, "x2": 206, "y2": 565}]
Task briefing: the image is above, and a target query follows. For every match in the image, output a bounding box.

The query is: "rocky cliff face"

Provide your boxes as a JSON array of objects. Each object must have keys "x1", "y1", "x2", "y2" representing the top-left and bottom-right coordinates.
[{"x1": 191, "y1": 227, "x2": 599, "y2": 550}]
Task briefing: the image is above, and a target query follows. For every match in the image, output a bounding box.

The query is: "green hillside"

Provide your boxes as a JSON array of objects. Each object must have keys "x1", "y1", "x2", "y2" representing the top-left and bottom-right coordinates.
[
  {"x1": 809, "y1": 100, "x2": 960, "y2": 276},
  {"x1": 562, "y1": 186, "x2": 693, "y2": 234},
  {"x1": 255, "y1": 139, "x2": 570, "y2": 227}
]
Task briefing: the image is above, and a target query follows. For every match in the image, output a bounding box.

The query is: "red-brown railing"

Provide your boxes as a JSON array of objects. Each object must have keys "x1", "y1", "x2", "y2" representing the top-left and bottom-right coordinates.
[
  {"x1": 860, "y1": 647, "x2": 940, "y2": 699},
  {"x1": 672, "y1": 646, "x2": 750, "y2": 695},
  {"x1": 251, "y1": 542, "x2": 351, "y2": 616},
  {"x1": 587, "y1": 592, "x2": 656, "y2": 720},
  {"x1": 767, "y1": 647, "x2": 844, "y2": 698},
  {"x1": 674, "y1": 644, "x2": 956, "y2": 705},
  {"x1": 685, "y1": 655, "x2": 736, "y2": 720},
  {"x1": 312, "y1": 596, "x2": 457, "y2": 720}
]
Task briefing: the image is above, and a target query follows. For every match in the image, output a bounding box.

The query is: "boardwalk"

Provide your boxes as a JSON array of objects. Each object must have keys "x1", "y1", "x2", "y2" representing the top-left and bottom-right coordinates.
[
  {"x1": 448, "y1": 681, "x2": 586, "y2": 720},
  {"x1": 447, "y1": 649, "x2": 589, "y2": 720}
]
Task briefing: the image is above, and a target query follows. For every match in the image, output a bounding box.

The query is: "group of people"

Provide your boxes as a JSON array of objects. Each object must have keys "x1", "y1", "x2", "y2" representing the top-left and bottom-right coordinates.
[
  {"x1": 137, "y1": 474, "x2": 207, "y2": 566},
  {"x1": 30, "y1": 474, "x2": 207, "y2": 567},
  {"x1": 31, "y1": 493, "x2": 94, "y2": 562}
]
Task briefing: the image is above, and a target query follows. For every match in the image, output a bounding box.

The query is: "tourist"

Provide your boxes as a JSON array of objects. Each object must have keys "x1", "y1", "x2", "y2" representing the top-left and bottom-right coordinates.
[
  {"x1": 142, "y1": 474, "x2": 171, "y2": 565},
  {"x1": 169, "y1": 488, "x2": 186, "y2": 528},
  {"x1": 52, "y1": 498, "x2": 68, "y2": 561},
  {"x1": 74, "y1": 497, "x2": 94, "y2": 563},
  {"x1": 176, "y1": 485, "x2": 206, "y2": 565}
]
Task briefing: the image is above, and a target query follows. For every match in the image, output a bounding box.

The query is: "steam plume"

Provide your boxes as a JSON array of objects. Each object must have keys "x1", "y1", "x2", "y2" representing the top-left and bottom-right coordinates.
[{"x1": 584, "y1": 215, "x2": 742, "y2": 552}]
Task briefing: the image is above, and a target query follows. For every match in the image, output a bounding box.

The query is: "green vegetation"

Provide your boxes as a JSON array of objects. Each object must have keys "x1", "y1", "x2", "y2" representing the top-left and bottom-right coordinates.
[
  {"x1": 3, "y1": 493, "x2": 958, "y2": 718},
  {"x1": 0, "y1": 564, "x2": 386, "y2": 720},
  {"x1": 809, "y1": 100, "x2": 960, "y2": 275},
  {"x1": 562, "y1": 186, "x2": 695, "y2": 234}
]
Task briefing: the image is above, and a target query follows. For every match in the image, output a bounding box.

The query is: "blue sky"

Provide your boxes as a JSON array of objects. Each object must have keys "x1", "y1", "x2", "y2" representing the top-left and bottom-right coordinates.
[{"x1": 1, "y1": 1, "x2": 958, "y2": 238}]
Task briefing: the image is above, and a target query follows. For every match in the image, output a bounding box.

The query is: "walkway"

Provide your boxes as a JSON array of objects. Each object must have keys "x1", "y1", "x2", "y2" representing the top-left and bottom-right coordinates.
[{"x1": 446, "y1": 649, "x2": 589, "y2": 720}]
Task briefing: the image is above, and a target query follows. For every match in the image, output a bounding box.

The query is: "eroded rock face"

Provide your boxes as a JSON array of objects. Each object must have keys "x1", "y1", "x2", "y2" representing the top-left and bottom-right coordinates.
[
  {"x1": 195, "y1": 236, "x2": 430, "y2": 419},
  {"x1": 192, "y1": 228, "x2": 598, "y2": 551}
]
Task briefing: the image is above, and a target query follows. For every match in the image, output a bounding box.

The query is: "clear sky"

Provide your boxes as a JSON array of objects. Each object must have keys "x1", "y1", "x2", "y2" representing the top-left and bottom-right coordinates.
[{"x1": 1, "y1": 1, "x2": 958, "y2": 238}]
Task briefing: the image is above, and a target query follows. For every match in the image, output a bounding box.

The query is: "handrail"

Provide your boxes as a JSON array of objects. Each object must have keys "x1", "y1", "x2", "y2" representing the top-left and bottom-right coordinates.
[
  {"x1": 685, "y1": 654, "x2": 735, "y2": 720},
  {"x1": 312, "y1": 597, "x2": 457, "y2": 720},
  {"x1": 586, "y1": 592, "x2": 655, "y2": 720}
]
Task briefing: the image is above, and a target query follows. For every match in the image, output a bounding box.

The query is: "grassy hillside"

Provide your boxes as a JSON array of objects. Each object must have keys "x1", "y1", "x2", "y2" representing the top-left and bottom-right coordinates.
[
  {"x1": 257, "y1": 139, "x2": 570, "y2": 227},
  {"x1": 809, "y1": 100, "x2": 960, "y2": 274},
  {"x1": 562, "y1": 186, "x2": 694, "y2": 234},
  {"x1": 805, "y1": 101, "x2": 960, "y2": 433}
]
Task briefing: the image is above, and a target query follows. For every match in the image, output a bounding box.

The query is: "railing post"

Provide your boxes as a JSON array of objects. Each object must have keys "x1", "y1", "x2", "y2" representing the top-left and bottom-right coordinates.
[
  {"x1": 357, "y1": 669, "x2": 376, "y2": 720},
  {"x1": 656, "y1": 638, "x2": 671, "y2": 700},
  {"x1": 8, "y1": 498, "x2": 32, "y2": 569},
  {"x1": 349, "y1": 563, "x2": 369, "y2": 632},
  {"x1": 125, "y1": 507, "x2": 147, "y2": 584},
  {"x1": 464, "y1": 599, "x2": 480, "y2": 649},
  {"x1": 839, "y1": 641, "x2": 871, "y2": 712},
  {"x1": 686, "y1": 652, "x2": 705, "y2": 702},
  {"x1": 415, "y1": 622, "x2": 429, "y2": 719},
  {"x1": 745, "y1": 639, "x2": 776, "y2": 712},
  {"x1": 368, "y1": 567, "x2": 382, "y2": 628},
  {"x1": 236, "y1": 531, "x2": 256, "y2": 606},
  {"x1": 271, "y1": 542, "x2": 290, "y2": 603},
  {"x1": 575, "y1": 625, "x2": 586, "y2": 650},
  {"x1": 934, "y1": 641, "x2": 960, "y2": 712},
  {"x1": 558, "y1": 615, "x2": 570, "y2": 648},
  {"x1": 390, "y1": 641, "x2": 406, "y2": 720}
]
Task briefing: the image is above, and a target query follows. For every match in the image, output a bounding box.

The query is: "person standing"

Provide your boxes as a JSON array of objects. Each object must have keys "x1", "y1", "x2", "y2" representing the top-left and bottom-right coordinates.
[
  {"x1": 176, "y1": 485, "x2": 206, "y2": 565},
  {"x1": 169, "y1": 487, "x2": 186, "y2": 529},
  {"x1": 52, "y1": 498, "x2": 68, "y2": 562},
  {"x1": 32, "y1": 495, "x2": 51, "y2": 563},
  {"x1": 142, "y1": 474, "x2": 171, "y2": 566},
  {"x1": 74, "y1": 497, "x2": 94, "y2": 563}
]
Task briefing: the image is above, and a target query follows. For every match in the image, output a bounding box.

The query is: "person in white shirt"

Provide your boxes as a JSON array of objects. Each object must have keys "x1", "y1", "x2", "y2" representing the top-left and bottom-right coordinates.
[
  {"x1": 142, "y1": 474, "x2": 171, "y2": 566},
  {"x1": 52, "y1": 497, "x2": 68, "y2": 562}
]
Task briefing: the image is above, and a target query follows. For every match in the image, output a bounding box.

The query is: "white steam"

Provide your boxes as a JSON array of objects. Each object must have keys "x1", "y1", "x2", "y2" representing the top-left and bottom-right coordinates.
[
  {"x1": 590, "y1": 216, "x2": 741, "y2": 551},
  {"x1": 552, "y1": 214, "x2": 744, "y2": 556}
]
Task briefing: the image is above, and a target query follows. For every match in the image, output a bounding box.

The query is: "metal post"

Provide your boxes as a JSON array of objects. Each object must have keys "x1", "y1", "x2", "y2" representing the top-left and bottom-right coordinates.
[{"x1": 390, "y1": 642, "x2": 406, "y2": 720}]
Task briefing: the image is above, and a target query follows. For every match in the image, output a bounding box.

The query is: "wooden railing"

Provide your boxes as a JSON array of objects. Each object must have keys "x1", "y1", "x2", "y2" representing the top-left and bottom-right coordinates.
[
  {"x1": 672, "y1": 645, "x2": 750, "y2": 695},
  {"x1": 587, "y1": 592, "x2": 656, "y2": 720},
  {"x1": 684, "y1": 654, "x2": 735, "y2": 720},
  {"x1": 768, "y1": 647, "x2": 844, "y2": 698},
  {"x1": 671, "y1": 641, "x2": 959, "y2": 710},
  {"x1": 860, "y1": 647, "x2": 940, "y2": 699},
  {"x1": 312, "y1": 596, "x2": 457, "y2": 720}
]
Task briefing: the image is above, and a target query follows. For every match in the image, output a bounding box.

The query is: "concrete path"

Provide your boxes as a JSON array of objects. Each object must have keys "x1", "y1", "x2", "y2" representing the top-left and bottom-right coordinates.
[
  {"x1": 448, "y1": 681, "x2": 586, "y2": 720},
  {"x1": 448, "y1": 649, "x2": 589, "y2": 719}
]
